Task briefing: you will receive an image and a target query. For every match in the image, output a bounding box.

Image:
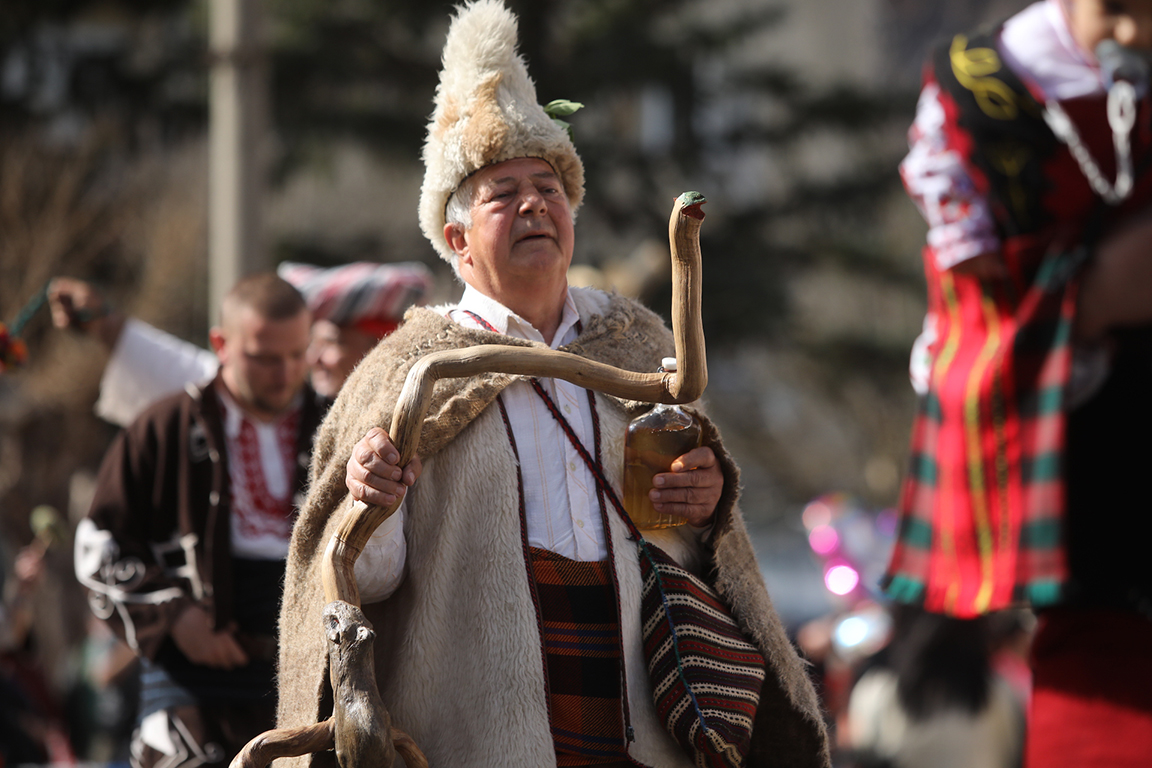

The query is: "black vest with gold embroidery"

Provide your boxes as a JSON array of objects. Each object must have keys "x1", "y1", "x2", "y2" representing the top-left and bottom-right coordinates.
[
  {"x1": 932, "y1": 27, "x2": 1152, "y2": 285},
  {"x1": 933, "y1": 29, "x2": 1061, "y2": 239}
]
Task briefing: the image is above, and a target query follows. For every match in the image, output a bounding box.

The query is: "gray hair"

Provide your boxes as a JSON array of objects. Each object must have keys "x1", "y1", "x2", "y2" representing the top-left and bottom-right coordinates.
[
  {"x1": 445, "y1": 174, "x2": 478, "y2": 231},
  {"x1": 442, "y1": 175, "x2": 479, "y2": 278}
]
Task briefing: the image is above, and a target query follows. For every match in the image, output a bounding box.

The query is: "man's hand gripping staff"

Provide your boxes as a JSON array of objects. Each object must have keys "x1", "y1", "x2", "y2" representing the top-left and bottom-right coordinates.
[{"x1": 230, "y1": 192, "x2": 708, "y2": 768}]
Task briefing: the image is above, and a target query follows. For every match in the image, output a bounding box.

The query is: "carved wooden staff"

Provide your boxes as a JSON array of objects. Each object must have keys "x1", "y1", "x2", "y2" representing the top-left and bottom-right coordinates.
[{"x1": 230, "y1": 191, "x2": 707, "y2": 768}]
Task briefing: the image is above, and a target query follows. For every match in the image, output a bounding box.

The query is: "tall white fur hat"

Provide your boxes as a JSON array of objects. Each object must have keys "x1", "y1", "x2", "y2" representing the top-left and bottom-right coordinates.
[{"x1": 419, "y1": 0, "x2": 585, "y2": 264}]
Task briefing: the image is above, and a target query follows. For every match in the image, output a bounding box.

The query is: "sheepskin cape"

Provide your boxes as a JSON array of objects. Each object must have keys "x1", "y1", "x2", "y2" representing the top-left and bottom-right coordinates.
[{"x1": 277, "y1": 289, "x2": 830, "y2": 768}]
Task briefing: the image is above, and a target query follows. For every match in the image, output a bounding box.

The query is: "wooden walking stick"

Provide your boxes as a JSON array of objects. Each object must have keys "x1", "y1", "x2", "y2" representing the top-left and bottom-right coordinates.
[{"x1": 230, "y1": 191, "x2": 707, "y2": 768}]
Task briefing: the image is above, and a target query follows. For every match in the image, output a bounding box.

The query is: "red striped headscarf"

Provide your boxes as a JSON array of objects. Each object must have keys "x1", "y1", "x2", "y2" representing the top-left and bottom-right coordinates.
[{"x1": 277, "y1": 261, "x2": 434, "y2": 339}]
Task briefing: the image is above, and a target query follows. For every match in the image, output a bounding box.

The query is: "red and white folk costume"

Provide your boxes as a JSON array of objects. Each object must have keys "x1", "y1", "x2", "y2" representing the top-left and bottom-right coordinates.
[
  {"x1": 886, "y1": 3, "x2": 1152, "y2": 765},
  {"x1": 75, "y1": 375, "x2": 328, "y2": 768},
  {"x1": 886, "y1": 0, "x2": 1152, "y2": 616}
]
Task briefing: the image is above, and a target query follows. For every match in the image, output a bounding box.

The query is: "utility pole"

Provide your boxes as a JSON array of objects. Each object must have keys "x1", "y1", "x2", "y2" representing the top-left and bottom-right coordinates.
[{"x1": 208, "y1": 0, "x2": 267, "y2": 324}]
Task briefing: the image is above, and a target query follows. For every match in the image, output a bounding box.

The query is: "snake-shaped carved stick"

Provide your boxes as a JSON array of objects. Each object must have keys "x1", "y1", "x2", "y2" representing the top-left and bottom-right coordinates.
[{"x1": 230, "y1": 192, "x2": 706, "y2": 768}]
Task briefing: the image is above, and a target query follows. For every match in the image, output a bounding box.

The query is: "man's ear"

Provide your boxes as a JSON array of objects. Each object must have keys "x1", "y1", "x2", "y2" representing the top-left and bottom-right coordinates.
[
  {"x1": 444, "y1": 223, "x2": 470, "y2": 264},
  {"x1": 208, "y1": 326, "x2": 227, "y2": 362}
]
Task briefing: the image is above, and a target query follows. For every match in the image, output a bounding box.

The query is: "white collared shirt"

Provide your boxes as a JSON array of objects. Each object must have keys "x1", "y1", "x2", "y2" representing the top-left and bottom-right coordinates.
[{"x1": 449, "y1": 285, "x2": 610, "y2": 562}]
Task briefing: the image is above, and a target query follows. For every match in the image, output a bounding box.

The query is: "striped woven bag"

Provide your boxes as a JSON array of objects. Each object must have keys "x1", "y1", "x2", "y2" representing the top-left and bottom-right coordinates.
[
  {"x1": 638, "y1": 538, "x2": 766, "y2": 768},
  {"x1": 525, "y1": 378, "x2": 766, "y2": 767}
]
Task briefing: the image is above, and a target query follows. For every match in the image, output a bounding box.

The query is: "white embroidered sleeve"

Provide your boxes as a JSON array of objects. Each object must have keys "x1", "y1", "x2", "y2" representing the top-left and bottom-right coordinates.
[
  {"x1": 352, "y1": 501, "x2": 407, "y2": 604},
  {"x1": 900, "y1": 82, "x2": 1001, "y2": 270}
]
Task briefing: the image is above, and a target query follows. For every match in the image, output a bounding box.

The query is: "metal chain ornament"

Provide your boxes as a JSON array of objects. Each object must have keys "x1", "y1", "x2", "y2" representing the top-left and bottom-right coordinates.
[{"x1": 1043, "y1": 79, "x2": 1137, "y2": 206}]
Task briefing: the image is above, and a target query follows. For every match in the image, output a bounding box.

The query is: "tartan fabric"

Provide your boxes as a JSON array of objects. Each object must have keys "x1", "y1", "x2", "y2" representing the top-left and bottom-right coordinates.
[
  {"x1": 528, "y1": 547, "x2": 628, "y2": 766},
  {"x1": 276, "y1": 261, "x2": 431, "y2": 333},
  {"x1": 883, "y1": 31, "x2": 1152, "y2": 617},
  {"x1": 884, "y1": 247, "x2": 1080, "y2": 617}
]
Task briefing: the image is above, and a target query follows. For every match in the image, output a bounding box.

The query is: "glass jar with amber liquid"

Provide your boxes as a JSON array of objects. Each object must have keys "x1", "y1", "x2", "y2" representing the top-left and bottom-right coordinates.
[{"x1": 623, "y1": 358, "x2": 702, "y2": 529}]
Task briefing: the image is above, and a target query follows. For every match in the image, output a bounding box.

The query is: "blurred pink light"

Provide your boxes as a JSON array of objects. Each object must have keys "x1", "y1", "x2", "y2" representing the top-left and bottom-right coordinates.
[
  {"x1": 802, "y1": 501, "x2": 832, "y2": 530},
  {"x1": 825, "y1": 565, "x2": 859, "y2": 596},
  {"x1": 808, "y1": 525, "x2": 839, "y2": 555}
]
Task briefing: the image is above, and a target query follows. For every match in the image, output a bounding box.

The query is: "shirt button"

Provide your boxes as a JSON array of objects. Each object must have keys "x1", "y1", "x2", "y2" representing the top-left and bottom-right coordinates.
[
  {"x1": 563, "y1": 404, "x2": 572, "y2": 415},
  {"x1": 568, "y1": 461, "x2": 577, "y2": 472},
  {"x1": 209, "y1": 491, "x2": 220, "y2": 506},
  {"x1": 577, "y1": 519, "x2": 585, "y2": 528}
]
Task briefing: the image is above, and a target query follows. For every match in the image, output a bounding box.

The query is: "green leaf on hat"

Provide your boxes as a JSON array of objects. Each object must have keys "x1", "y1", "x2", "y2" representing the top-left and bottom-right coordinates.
[
  {"x1": 544, "y1": 99, "x2": 584, "y2": 140},
  {"x1": 544, "y1": 99, "x2": 584, "y2": 118}
]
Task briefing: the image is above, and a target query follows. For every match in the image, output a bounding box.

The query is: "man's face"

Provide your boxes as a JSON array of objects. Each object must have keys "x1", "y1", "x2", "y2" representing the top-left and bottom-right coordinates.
[
  {"x1": 306, "y1": 319, "x2": 378, "y2": 398},
  {"x1": 212, "y1": 307, "x2": 311, "y2": 418},
  {"x1": 450, "y1": 157, "x2": 575, "y2": 302},
  {"x1": 1068, "y1": 0, "x2": 1152, "y2": 55}
]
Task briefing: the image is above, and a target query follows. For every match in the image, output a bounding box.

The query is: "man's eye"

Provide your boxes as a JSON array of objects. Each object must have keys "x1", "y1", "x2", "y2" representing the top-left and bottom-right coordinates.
[{"x1": 1104, "y1": 1, "x2": 1126, "y2": 14}]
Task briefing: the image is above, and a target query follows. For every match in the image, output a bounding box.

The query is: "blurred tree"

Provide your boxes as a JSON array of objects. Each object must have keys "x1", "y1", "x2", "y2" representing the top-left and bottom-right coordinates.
[
  {"x1": 1, "y1": 0, "x2": 934, "y2": 521},
  {"x1": 2, "y1": 0, "x2": 918, "y2": 344},
  {"x1": 0, "y1": 0, "x2": 206, "y2": 143}
]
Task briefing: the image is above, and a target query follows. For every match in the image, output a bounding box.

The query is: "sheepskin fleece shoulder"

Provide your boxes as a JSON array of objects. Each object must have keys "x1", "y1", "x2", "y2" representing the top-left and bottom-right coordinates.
[{"x1": 276, "y1": 290, "x2": 830, "y2": 768}]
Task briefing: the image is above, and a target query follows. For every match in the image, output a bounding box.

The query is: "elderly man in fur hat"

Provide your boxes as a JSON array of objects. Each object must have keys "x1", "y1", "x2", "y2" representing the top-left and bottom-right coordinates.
[{"x1": 276, "y1": 2, "x2": 829, "y2": 767}]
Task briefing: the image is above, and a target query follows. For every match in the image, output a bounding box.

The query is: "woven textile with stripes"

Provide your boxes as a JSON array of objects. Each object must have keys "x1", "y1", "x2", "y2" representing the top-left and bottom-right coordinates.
[
  {"x1": 529, "y1": 547, "x2": 628, "y2": 766},
  {"x1": 522, "y1": 373, "x2": 766, "y2": 767},
  {"x1": 639, "y1": 539, "x2": 766, "y2": 768}
]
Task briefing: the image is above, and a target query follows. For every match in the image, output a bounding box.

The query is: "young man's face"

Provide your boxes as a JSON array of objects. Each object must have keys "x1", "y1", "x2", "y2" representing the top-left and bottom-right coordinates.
[
  {"x1": 1068, "y1": 0, "x2": 1152, "y2": 56},
  {"x1": 212, "y1": 307, "x2": 311, "y2": 419}
]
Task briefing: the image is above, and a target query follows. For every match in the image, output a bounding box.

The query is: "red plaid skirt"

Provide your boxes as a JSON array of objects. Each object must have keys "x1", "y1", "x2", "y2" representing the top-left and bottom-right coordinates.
[
  {"x1": 529, "y1": 547, "x2": 627, "y2": 766},
  {"x1": 883, "y1": 242, "x2": 1079, "y2": 617}
]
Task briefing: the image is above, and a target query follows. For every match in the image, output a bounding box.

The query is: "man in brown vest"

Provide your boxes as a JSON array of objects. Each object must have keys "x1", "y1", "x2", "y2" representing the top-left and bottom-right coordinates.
[{"x1": 75, "y1": 274, "x2": 325, "y2": 768}]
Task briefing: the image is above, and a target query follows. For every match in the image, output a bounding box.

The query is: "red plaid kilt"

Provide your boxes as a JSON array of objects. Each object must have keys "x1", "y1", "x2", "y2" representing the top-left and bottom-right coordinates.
[
  {"x1": 883, "y1": 242, "x2": 1079, "y2": 617},
  {"x1": 529, "y1": 547, "x2": 628, "y2": 766}
]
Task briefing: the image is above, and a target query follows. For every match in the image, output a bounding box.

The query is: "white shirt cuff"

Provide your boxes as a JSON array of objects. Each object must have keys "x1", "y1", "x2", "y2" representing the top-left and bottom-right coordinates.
[{"x1": 353, "y1": 501, "x2": 408, "y2": 604}]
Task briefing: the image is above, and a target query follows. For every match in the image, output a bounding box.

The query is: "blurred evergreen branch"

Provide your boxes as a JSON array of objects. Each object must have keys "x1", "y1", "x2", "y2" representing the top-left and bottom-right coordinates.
[{"x1": 1, "y1": 0, "x2": 923, "y2": 348}]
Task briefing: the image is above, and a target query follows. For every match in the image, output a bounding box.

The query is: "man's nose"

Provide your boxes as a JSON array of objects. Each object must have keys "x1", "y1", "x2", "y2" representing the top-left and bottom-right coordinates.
[{"x1": 518, "y1": 184, "x2": 546, "y2": 215}]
